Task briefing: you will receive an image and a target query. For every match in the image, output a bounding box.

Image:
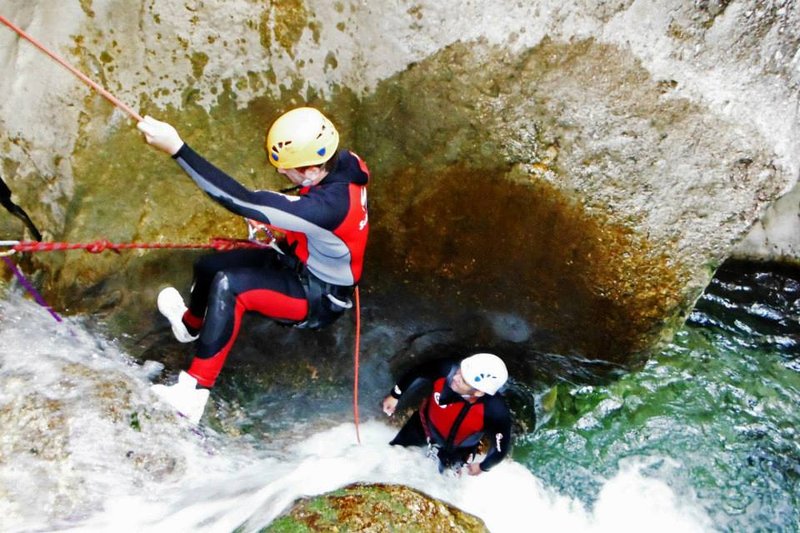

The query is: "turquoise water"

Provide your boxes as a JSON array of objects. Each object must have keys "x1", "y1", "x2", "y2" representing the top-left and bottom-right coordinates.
[{"x1": 518, "y1": 262, "x2": 800, "y2": 531}]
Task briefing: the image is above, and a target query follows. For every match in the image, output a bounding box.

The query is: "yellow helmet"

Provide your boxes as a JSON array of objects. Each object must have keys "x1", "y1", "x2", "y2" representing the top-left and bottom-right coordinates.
[{"x1": 266, "y1": 107, "x2": 339, "y2": 169}]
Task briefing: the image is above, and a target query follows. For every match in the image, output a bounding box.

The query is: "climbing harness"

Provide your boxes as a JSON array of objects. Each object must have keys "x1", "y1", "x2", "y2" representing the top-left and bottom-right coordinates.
[
  {"x1": 0, "y1": 14, "x2": 142, "y2": 121},
  {"x1": 424, "y1": 440, "x2": 469, "y2": 476},
  {"x1": 294, "y1": 271, "x2": 354, "y2": 330}
]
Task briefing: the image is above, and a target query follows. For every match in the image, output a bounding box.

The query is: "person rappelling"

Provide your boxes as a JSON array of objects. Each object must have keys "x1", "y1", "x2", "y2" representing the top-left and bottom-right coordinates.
[
  {"x1": 382, "y1": 353, "x2": 513, "y2": 475},
  {"x1": 0, "y1": 15, "x2": 370, "y2": 430},
  {"x1": 137, "y1": 108, "x2": 370, "y2": 423}
]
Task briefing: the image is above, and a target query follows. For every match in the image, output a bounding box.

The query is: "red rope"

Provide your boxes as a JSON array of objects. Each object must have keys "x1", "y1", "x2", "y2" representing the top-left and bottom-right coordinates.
[
  {"x1": 8, "y1": 238, "x2": 266, "y2": 255},
  {"x1": 353, "y1": 286, "x2": 361, "y2": 444}
]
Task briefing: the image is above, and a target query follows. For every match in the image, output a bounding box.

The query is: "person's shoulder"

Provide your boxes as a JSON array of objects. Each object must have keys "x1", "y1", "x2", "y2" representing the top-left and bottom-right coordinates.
[
  {"x1": 339, "y1": 148, "x2": 365, "y2": 162},
  {"x1": 483, "y1": 392, "x2": 511, "y2": 410},
  {"x1": 335, "y1": 150, "x2": 370, "y2": 183}
]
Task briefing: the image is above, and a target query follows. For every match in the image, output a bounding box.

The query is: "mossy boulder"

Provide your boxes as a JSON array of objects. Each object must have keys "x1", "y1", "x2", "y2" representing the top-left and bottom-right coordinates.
[{"x1": 265, "y1": 483, "x2": 487, "y2": 532}]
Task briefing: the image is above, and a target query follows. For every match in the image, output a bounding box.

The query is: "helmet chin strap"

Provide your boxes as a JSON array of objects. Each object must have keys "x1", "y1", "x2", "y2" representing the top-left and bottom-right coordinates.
[{"x1": 277, "y1": 175, "x2": 316, "y2": 193}]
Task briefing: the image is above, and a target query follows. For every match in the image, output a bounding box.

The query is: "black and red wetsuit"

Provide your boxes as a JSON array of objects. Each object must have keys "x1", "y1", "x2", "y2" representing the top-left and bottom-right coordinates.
[
  {"x1": 388, "y1": 359, "x2": 512, "y2": 472},
  {"x1": 170, "y1": 143, "x2": 370, "y2": 387}
]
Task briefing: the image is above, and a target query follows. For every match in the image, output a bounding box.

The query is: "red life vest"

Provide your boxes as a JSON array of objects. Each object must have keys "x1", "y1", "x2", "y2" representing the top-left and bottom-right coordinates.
[{"x1": 421, "y1": 377, "x2": 485, "y2": 448}]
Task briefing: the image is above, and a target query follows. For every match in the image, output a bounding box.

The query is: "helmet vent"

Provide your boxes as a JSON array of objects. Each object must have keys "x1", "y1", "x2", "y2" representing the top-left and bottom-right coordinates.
[{"x1": 271, "y1": 140, "x2": 292, "y2": 155}]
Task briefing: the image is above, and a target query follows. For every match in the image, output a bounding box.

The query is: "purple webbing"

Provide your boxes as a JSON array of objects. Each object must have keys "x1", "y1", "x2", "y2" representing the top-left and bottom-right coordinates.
[{"x1": 2, "y1": 256, "x2": 63, "y2": 322}]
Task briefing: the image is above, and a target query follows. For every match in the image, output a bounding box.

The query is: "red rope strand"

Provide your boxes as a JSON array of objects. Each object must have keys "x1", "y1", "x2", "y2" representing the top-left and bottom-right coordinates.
[
  {"x1": 7, "y1": 238, "x2": 266, "y2": 255},
  {"x1": 0, "y1": 14, "x2": 143, "y2": 122},
  {"x1": 353, "y1": 286, "x2": 362, "y2": 444}
]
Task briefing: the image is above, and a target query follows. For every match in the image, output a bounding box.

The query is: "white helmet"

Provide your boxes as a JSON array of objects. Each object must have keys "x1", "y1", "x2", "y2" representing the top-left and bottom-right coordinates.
[{"x1": 460, "y1": 353, "x2": 508, "y2": 395}]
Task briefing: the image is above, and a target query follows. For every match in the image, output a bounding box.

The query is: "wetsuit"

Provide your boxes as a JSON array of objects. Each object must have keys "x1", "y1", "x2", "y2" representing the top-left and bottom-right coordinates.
[
  {"x1": 388, "y1": 359, "x2": 512, "y2": 472},
  {"x1": 171, "y1": 143, "x2": 370, "y2": 387}
]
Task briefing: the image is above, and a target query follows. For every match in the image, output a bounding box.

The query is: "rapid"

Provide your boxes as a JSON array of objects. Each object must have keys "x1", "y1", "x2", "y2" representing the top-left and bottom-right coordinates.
[{"x1": 1, "y1": 260, "x2": 797, "y2": 532}]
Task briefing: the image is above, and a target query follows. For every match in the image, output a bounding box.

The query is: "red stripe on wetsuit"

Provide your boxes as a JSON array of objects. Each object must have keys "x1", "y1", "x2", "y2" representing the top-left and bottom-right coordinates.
[{"x1": 187, "y1": 289, "x2": 308, "y2": 387}]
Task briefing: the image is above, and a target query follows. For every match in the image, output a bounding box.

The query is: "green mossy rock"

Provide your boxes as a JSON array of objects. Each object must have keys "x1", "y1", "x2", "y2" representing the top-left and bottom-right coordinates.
[{"x1": 265, "y1": 483, "x2": 488, "y2": 533}]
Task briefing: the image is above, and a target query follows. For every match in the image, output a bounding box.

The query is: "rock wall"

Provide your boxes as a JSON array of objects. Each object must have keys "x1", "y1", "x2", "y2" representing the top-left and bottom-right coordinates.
[
  {"x1": 1, "y1": 0, "x2": 798, "y2": 371},
  {"x1": 732, "y1": 183, "x2": 800, "y2": 264}
]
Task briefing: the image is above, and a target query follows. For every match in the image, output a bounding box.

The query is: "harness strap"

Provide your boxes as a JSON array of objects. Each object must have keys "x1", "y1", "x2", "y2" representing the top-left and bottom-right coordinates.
[
  {"x1": 445, "y1": 402, "x2": 473, "y2": 451},
  {"x1": 297, "y1": 272, "x2": 325, "y2": 329},
  {"x1": 274, "y1": 246, "x2": 353, "y2": 330},
  {"x1": 423, "y1": 395, "x2": 476, "y2": 471}
]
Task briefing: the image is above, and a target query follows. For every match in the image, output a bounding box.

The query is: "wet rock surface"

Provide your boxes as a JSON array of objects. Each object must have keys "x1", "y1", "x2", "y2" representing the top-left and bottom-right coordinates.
[
  {"x1": 265, "y1": 482, "x2": 488, "y2": 533},
  {"x1": 0, "y1": 295, "x2": 201, "y2": 527}
]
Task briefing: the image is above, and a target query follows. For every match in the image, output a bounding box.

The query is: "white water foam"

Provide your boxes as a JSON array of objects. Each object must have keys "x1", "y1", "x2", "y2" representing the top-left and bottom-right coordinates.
[
  {"x1": 0, "y1": 292, "x2": 712, "y2": 532},
  {"x1": 70, "y1": 422, "x2": 713, "y2": 533}
]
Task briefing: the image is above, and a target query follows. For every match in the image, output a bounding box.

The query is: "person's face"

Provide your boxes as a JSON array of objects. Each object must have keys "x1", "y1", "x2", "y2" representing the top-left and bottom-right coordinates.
[
  {"x1": 277, "y1": 166, "x2": 323, "y2": 186},
  {"x1": 451, "y1": 369, "x2": 483, "y2": 397}
]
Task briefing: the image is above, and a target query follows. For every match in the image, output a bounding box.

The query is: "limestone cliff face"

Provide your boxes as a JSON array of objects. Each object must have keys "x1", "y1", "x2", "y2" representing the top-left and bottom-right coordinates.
[{"x1": 0, "y1": 1, "x2": 798, "y2": 371}]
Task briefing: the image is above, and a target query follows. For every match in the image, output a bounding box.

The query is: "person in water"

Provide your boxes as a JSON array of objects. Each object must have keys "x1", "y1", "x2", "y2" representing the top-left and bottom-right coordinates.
[
  {"x1": 382, "y1": 353, "x2": 512, "y2": 475},
  {"x1": 137, "y1": 107, "x2": 370, "y2": 423}
]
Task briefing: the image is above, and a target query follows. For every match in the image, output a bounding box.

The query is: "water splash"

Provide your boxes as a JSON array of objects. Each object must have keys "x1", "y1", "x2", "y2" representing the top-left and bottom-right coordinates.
[
  {"x1": 68, "y1": 422, "x2": 711, "y2": 533},
  {"x1": 0, "y1": 291, "x2": 711, "y2": 532}
]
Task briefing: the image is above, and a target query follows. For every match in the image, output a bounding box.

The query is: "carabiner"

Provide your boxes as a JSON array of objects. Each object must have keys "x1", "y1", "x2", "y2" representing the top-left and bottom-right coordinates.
[{"x1": 245, "y1": 218, "x2": 276, "y2": 246}]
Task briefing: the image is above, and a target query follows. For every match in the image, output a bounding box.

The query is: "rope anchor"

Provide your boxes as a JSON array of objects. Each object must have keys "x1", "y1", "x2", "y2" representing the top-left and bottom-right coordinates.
[{"x1": 0, "y1": 240, "x2": 19, "y2": 257}]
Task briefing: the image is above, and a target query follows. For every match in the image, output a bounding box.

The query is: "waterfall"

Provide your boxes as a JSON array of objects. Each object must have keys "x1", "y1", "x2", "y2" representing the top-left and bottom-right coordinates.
[{"x1": 0, "y1": 291, "x2": 711, "y2": 532}]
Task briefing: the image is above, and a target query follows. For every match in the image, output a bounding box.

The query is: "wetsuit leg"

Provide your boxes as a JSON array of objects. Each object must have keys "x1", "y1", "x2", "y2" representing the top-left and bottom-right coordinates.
[
  {"x1": 186, "y1": 261, "x2": 308, "y2": 387},
  {"x1": 184, "y1": 249, "x2": 281, "y2": 330},
  {"x1": 390, "y1": 411, "x2": 428, "y2": 447}
]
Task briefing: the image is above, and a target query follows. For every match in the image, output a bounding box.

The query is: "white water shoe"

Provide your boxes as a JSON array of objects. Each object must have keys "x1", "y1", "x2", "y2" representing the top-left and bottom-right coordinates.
[
  {"x1": 151, "y1": 371, "x2": 209, "y2": 424},
  {"x1": 158, "y1": 287, "x2": 198, "y2": 343}
]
